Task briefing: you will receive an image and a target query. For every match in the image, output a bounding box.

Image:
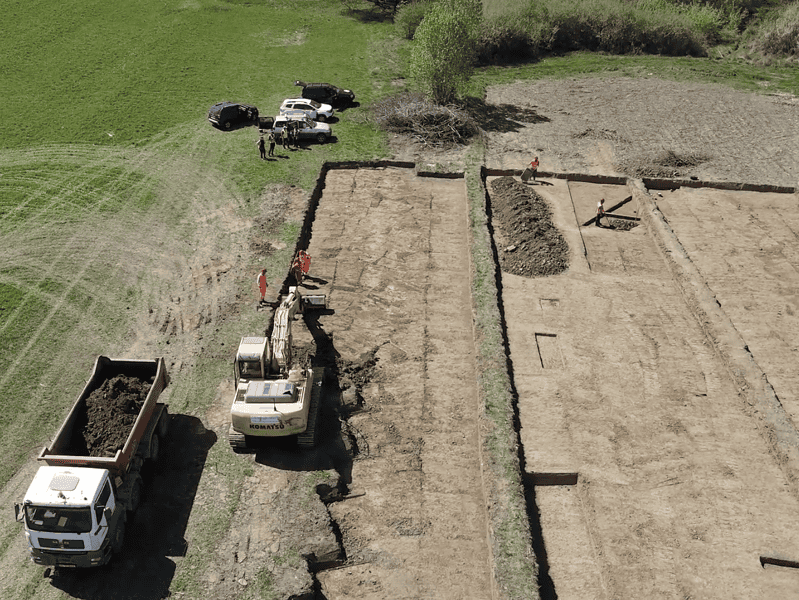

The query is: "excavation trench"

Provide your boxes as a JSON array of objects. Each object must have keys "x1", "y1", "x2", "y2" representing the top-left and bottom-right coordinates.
[{"x1": 484, "y1": 175, "x2": 572, "y2": 599}]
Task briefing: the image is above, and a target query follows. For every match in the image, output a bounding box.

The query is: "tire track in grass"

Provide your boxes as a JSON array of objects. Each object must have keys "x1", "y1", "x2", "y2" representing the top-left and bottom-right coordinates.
[
  {"x1": 0, "y1": 126, "x2": 254, "y2": 598},
  {"x1": 0, "y1": 144, "x2": 157, "y2": 351},
  {"x1": 0, "y1": 136, "x2": 191, "y2": 455}
]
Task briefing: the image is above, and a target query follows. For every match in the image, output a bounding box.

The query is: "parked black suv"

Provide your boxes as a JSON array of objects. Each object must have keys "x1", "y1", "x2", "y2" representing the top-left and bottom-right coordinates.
[
  {"x1": 207, "y1": 102, "x2": 259, "y2": 129},
  {"x1": 294, "y1": 81, "x2": 355, "y2": 108}
]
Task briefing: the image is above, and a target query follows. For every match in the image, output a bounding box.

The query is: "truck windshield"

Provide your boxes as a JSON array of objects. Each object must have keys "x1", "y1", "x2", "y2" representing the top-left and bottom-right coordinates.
[{"x1": 25, "y1": 505, "x2": 92, "y2": 534}]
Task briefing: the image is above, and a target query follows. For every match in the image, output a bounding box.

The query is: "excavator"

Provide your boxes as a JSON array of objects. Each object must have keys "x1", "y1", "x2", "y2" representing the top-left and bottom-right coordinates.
[{"x1": 228, "y1": 286, "x2": 327, "y2": 451}]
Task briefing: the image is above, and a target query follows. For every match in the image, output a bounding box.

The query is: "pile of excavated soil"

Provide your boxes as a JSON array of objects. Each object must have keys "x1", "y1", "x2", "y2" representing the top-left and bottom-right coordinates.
[
  {"x1": 82, "y1": 375, "x2": 151, "y2": 457},
  {"x1": 489, "y1": 176, "x2": 569, "y2": 277}
]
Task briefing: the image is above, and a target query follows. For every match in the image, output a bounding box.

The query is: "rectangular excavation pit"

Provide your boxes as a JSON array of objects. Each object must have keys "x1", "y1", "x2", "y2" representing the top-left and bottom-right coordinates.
[
  {"x1": 535, "y1": 333, "x2": 563, "y2": 369},
  {"x1": 523, "y1": 472, "x2": 579, "y2": 486},
  {"x1": 539, "y1": 298, "x2": 560, "y2": 311}
]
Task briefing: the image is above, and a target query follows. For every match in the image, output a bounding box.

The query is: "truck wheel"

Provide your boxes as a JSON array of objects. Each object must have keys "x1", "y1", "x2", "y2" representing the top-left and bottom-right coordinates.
[
  {"x1": 112, "y1": 518, "x2": 126, "y2": 554},
  {"x1": 149, "y1": 434, "x2": 160, "y2": 462},
  {"x1": 316, "y1": 133, "x2": 327, "y2": 144},
  {"x1": 317, "y1": 115, "x2": 327, "y2": 122},
  {"x1": 128, "y1": 475, "x2": 142, "y2": 514},
  {"x1": 157, "y1": 406, "x2": 170, "y2": 439},
  {"x1": 224, "y1": 121, "x2": 231, "y2": 130}
]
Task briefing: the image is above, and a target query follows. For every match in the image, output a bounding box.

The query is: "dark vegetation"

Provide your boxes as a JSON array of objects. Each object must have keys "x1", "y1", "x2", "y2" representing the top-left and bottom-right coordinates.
[{"x1": 390, "y1": 0, "x2": 799, "y2": 63}]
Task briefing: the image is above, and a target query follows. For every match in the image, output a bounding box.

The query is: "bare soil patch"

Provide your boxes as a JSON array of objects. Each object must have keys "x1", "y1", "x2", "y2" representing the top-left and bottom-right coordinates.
[{"x1": 485, "y1": 77, "x2": 799, "y2": 186}]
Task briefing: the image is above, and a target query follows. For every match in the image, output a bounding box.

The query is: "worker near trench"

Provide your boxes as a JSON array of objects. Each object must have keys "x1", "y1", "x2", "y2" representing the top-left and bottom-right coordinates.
[
  {"x1": 521, "y1": 156, "x2": 539, "y2": 183},
  {"x1": 257, "y1": 268, "x2": 268, "y2": 304},
  {"x1": 529, "y1": 156, "x2": 539, "y2": 181},
  {"x1": 596, "y1": 198, "x2": 606, "y2": 227}
]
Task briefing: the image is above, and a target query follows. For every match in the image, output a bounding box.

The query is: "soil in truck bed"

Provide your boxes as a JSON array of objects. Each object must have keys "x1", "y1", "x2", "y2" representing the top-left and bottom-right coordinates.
[{"x1": 80, "y1": 375, "x2": 151, "y2": 457}]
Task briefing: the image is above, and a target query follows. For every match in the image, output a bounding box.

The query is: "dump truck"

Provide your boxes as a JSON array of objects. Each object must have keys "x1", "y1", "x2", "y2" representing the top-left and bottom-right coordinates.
[
  {"x1": 229, "y1": 286, "x2": 327, "y2": 451},
  {"x1": 14, "y1": 356, "x2": 170, "y2": 568}
]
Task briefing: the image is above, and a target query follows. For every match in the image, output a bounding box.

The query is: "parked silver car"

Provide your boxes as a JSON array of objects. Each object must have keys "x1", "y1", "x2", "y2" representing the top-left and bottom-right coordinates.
[{"x1": 272, "y1": 114, "x2": 332, "y2": 144}]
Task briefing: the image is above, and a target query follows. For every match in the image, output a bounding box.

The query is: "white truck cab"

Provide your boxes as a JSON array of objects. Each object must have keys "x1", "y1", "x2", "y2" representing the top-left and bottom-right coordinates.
[{"x1": 15, "y1": 466, "x2": 122, "y2": 568}]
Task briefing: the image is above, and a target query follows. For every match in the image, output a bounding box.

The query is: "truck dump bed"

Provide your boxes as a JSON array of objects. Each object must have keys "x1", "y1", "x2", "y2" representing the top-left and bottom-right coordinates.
[{"x1": 38, "y1": 356, "x2": 169, "y2": 475}]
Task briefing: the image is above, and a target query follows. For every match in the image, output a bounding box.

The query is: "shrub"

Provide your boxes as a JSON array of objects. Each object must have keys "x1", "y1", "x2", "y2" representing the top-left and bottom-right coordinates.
[
  {"x1": 410, "y1": 0, "x2": 482, "y2": 103},
  {"x1": 755, "y1": 1, "x2": 799, "y2": 56},
  {"x1": 495, "y1": 0, "x2": 710, "y2": 58},
  {"x1": 395, "y1": 0, "x2": 434, "y2": 39},
  {"x1": 477, "y1": 14, "x2": 556, "y2": 64}
]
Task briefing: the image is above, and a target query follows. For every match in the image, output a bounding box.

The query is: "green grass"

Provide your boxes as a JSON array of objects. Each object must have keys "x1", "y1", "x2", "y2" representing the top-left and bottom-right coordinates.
[
  {"x1": 465, "y1": 143, "x2": 539, "y2": 600},
  {"x1": 465, "y1": 51, "x2": 799, "y2": 98}
]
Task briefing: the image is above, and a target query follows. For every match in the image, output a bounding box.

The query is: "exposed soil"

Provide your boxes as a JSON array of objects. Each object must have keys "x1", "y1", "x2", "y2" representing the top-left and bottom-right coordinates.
[
  {"x1": 490, "y1": 175, "x2": 570, "y2": 277},
  {"x1": 82, "y1": 375, "x2": 151, "y2": 457}
]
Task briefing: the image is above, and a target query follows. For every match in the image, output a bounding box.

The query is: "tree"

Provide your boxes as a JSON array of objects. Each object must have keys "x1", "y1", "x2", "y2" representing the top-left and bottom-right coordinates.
[{"x1": 410, "y1": 0, "x2": 482, "y2": 104}]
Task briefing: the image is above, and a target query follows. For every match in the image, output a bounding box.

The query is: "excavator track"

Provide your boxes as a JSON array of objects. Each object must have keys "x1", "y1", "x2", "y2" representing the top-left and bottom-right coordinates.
[
  {"x1": 297, "y1": 368, "x2": 324, "y2": 449},
  {"x1": 228, "y1": 426, "x2": 250, "y2": 453}
]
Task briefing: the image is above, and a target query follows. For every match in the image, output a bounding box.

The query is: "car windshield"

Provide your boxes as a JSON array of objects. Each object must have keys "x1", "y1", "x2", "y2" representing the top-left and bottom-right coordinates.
[
  {"x1": 308, "y1": 100, "x2": 321, "y2": 108},
  {"x1": 304, "y1": 118, "x2": 314, "y2": 127},
  {"x1": 25, "y1": 505, "x2": 92, "y2": 534}
]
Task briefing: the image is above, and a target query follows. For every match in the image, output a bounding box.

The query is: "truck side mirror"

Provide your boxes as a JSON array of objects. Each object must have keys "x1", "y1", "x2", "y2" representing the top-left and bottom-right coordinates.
[
  {"x1": 103, "y1": 506, "x2": 114, "y2": 521},
  {"x1": 14, "y1": 503, "x2": 24, "y2": 522}
]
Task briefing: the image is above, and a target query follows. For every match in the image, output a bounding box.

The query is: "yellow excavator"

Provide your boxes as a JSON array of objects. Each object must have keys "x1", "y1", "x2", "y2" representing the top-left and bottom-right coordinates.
[{"x1": 228, "y1": 286, "x2": 327, "y2": 451}]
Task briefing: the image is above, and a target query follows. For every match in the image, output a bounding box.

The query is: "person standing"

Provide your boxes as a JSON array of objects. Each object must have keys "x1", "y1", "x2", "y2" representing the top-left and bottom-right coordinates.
[
  {"x1": 256, "y1": 136, "x2": 266, "y2": 160},
  {"x1": 596, "y1": 198, "x2": 606, "y2": 227},
  {"x1": 268, "y1": 131, "x2": 276, "y2": 157},
  {"x1": 257, "y1": 268, "x2": 268, "y2": 304},
  {"x1": 282, "y1": 127, "x2": 290, "y2": 150},
  {"x1": 529, "y1": 156, "x2": 539, "y2": 181}
]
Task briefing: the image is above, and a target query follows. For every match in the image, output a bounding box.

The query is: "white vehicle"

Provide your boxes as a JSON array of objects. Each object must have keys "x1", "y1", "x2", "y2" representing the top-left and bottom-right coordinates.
[
  {"x1": 14, "y1": 357, "x2": 170, "y2": 568},
  {"x1": 279, "y1": 98, "x2": 334, "y2": 122},
  {"x1": 228, "y1": 287, "x2": 328, "y2": 451},
  {"x1": 272, "y1": 114, "x2": 332, "y2": 144}
]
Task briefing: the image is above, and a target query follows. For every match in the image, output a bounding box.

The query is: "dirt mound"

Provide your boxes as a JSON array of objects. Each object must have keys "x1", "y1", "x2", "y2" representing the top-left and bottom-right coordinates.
[
  {"x1": 489, "y1": 176, "x2": 569, "y2": 277},
  {"x1": 617, "y1": 149, "x2": 710, "y2": 178},
  {"x1": 572, "y1": 127, "x2": 626, "y2": 142},
  {"x1": 82, "y1": 375, "x2": 151, "y2": 457}
]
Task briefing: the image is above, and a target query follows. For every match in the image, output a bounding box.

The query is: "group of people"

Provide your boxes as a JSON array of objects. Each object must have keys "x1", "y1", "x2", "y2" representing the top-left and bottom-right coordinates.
[{"x1": 256, "y1": 127, "x2": 297, "y2": 160}]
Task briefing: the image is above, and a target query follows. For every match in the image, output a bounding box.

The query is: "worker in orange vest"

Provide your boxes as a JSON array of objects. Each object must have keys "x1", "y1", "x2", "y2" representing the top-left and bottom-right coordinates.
[
  {"x1": 257, "y1": 268, "x2": 268, "y2": 304},
  {"x1": 529, "y1": 156, "x2": 539, "y2": 181}
]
